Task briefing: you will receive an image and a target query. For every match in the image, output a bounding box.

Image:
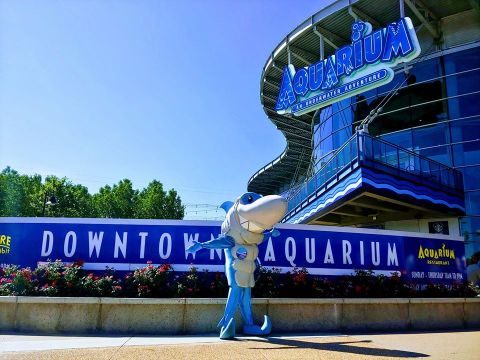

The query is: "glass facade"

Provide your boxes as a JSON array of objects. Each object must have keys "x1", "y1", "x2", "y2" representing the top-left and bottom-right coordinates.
[{"x1": 312, "y1": 44, "x2": 480, "y2": 258}]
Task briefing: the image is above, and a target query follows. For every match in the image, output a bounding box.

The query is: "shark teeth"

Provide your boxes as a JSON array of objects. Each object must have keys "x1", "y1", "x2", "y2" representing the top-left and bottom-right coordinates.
[{"x1": 238, "y1": 213, "x2": 265, "y2": 233}]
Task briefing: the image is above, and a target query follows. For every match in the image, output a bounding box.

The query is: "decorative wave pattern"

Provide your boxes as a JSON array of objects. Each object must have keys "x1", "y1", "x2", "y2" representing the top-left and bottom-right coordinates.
[
  {"x1": 289, "y1": 170, "x2": 363, "y2": 224},
  {"x1": 361, "y1": 168, "x2": 465, "y2": 211},
  {"x1": 287, "y1": 167, "x2": 465, "y2": 224}
]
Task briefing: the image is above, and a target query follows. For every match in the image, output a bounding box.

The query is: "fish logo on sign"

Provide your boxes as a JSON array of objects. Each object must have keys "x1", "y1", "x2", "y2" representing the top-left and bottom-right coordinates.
[{"x1": 275, "y1": 17, "x2": 421, "y2": 116}]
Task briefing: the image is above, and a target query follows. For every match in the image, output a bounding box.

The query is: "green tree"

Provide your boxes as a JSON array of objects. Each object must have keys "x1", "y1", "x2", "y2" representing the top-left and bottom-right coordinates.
[
  {"x1": 1, "y1": 167, "x2": 184, "y2": 219},
  {"x1": 42, "y1": 176, "x2": 95, "y2": 217},
  {"x1": 136, "y1": 180, "x2": 184, "y2": 219},
  {"x1": 165, "y1": 189, "x2": 184, "y2": 219},
  {"x1": 92, "y1": 185, "x2": 114, "y2": 218},
  {"x1": 0, "y1": 167, "x2": 42, "y2": 216},
  {"x1": 93, "y1": 179, "x2": 137, "y2": 218}
]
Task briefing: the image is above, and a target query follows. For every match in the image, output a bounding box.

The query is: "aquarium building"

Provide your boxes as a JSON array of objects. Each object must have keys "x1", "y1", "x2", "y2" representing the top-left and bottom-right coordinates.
[{"x1": 247, "y1": 0, "x2": 480, "y2": 261}]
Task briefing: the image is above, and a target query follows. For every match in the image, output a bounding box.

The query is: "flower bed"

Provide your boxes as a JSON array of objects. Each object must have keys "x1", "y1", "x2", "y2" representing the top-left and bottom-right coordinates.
[{"x1": 0, "y1": 260, "x2": 478, "y2": 298}]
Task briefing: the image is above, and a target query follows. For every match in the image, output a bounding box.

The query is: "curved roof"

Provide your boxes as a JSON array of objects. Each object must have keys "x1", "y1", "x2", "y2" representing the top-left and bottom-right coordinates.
[{"x1": 247, "y1": 0, "x2": 474, "y2": 195}]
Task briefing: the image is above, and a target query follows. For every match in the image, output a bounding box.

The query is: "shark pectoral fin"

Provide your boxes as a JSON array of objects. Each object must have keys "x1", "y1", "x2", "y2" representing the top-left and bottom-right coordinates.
[
  {"x1": 242, "y1": 315, "x2": 272, "y2": 336},
  {"x1": 219, "y1": 318, "x2": 235, "y2": 340}
]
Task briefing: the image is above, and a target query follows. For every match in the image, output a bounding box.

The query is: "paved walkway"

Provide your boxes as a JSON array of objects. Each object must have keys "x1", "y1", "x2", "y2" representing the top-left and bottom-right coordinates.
[{"x1": 0, "y1": 330, "x2": 478, "y2": 359}]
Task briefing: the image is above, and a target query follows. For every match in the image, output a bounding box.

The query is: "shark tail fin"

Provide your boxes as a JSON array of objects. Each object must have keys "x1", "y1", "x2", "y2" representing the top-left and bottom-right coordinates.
[{"x1": 220, "y1": 201, "x2": 234, "y2": 213}]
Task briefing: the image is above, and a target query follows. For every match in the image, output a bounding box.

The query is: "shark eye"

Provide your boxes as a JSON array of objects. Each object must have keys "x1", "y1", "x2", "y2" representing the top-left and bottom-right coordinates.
[{"x1": 247, "y1": 195, "x2": 253, "y2": 203}]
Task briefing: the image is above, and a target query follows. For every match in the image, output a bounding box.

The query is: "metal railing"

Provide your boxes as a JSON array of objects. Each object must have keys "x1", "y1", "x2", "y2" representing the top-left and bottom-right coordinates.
[
  {"x1": 287, "y1": 135, "x2": 358, "y2": 213},
  {"x1": 286, "y1": 132, "x2": 464, "y2": 215},
  {"x1": 360, "y1": 133, "x2": 464, "y2": 192}
]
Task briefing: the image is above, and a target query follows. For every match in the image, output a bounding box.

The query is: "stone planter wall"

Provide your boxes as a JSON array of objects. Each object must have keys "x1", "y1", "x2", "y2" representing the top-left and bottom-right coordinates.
[{"x1": 0, "y1": 297, "x2": 479, "y2": 334}]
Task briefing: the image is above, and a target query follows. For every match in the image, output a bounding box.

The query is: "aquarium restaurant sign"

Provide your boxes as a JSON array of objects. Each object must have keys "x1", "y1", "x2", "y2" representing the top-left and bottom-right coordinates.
[
  {"x1": 275, "y1": 17, "x2": 421, "y2": 116},
  {"x1": 0, "y1": 218, "x2": 466, "y2": 286}
]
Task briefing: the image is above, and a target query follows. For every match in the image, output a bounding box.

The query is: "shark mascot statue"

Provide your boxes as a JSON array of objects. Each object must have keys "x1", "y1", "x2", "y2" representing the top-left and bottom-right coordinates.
[{"x1": 187, "y1": 192, "x2": 287, "y2": 339}]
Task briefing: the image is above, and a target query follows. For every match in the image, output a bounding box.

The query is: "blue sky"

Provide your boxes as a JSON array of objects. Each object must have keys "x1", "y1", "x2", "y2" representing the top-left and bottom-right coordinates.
[{"x1": 0, "y1": 0, "x2": 330, "y2": 219}]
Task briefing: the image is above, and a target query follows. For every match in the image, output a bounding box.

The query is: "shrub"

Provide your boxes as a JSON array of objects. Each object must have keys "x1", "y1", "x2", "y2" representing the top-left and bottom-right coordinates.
[
  {"x1": 124, "y1": 262, "x2": 174, "y2": 297},
  {"x1": 175, "y1": 267, "x2": 228, "y2": 297},
  {"x1": 253, "y1": 267, "x2": 282, "y2": 297},
  {"x1": 0, "y1": 261, "x2": 478, "y2": 298},
  {"x1": 0, "y1": 265, "x2": 37, "y2": 296},
  {"x1": 82, "y1": 268, "x2": 123, "y2": 297},
  {"x1": 34, "y1": 260, "x2": 84, "y2": 296},
  {"x1": 332, "y1": 270, "x2": 415, "y2": 298}
]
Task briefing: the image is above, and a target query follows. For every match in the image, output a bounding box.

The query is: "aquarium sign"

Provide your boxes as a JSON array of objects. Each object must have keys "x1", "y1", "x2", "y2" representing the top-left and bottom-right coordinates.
[
  {"x1": 275, "y1": 17, "x2": 421, "y2": 116},
  {"x1": 0, "y1": 218, "x2": 466, "y2": 286}
]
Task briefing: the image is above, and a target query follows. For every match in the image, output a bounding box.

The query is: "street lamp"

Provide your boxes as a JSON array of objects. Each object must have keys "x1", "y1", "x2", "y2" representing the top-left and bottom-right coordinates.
[{"x1": 42, "y1": 192, "x2": 58, "y2": 216}]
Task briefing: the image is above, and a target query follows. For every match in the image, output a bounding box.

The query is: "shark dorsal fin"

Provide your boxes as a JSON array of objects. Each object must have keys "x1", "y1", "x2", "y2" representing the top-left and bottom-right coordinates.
[{"x1": 220, "y1": 201, "x2": 234, "y2": 213}]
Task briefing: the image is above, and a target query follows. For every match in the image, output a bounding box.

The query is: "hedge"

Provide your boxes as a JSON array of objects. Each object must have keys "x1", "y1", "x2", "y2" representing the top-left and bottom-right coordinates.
[{"x1": 1, "y1": 260, "x2": 478, "y2": 298}]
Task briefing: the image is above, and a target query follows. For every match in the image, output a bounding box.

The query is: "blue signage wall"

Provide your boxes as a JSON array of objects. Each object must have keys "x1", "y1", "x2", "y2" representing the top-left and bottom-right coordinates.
[{"x1": 0, "y1": 218, "x2": 466, "y2": 285}]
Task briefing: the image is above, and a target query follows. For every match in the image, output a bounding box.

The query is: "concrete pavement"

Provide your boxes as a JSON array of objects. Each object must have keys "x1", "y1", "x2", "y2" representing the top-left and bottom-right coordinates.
[{"x1": 0, "y1": 330, "x2": 478, "y2": 359}]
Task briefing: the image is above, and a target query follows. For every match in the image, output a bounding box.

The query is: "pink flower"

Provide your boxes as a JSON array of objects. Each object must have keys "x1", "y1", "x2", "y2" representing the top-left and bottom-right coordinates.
[
  {"x1": 73, "y1": 259, "x2": 85, "y2": 267},
  {"x1": 21, "y1": 270, "x2": 32, "y2": 281},
  {"x1": 159, "y1": 264, "x2": 171, "y2": 273}
]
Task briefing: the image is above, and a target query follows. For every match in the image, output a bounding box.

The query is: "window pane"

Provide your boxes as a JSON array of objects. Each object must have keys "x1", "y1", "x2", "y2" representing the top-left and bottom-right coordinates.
[
  {"x1": 314, "y1": 112, "x2": 333, "y2": 145},
  {"x1": 319, "y1": 106, "x2": 333, "y2": 124},
  {"x1": 458, "y1": 166, "x2": 480, "y2": 190},
  {"x1": 377, "y1": 72, "x2": 406, "y2": 96},
  {"x1": 446, "y1": 68, "x2": 480, "y2": 95},
  {"x1": 333, "y1": 128, "x2": 352, "y2": 149},
  {"x1": 444, "y1": 46, "x2": 480, "y2": 75},
  {"x1": 445, "y1": 47, "x2": 480, "y2": 119},
  {"x1": 332, "y1": 98, "x2": 353, "y2": 131},
  {"x1": 451, "y1": 118, "x2": 480, "y2": 142},
  {"x1": 412, "y1": 123, "x2": 450, "y2": 149},
  {"x1": 314, "y1": 134, "x2": 333, "y2": 161},
  {"x1": 353, "y1": 95, "x2": 370, "y2": 129},
  {"x1": 381, "y1": 129, "x2": 413, "y2": 149},
  {"x1": 369, "y1": 82, "x2": 446, "y2": 136},
  {"x1": 459, "y1": 216, "x2": 480, "y2": 260},
  {"x1": 419, "y1": 145, "x2": 453, "y2": 166},
  {"x1": 466, "y1": 191, "x2": 480, "y2": 215},
  {"x1": 453, "y1": 141, "x2": 480, "y2": 166},
  {"x1": 410, "y1": 57, "x2": 442, "y2": 82},
  {"x1": 448, "y1": 91, "x2": 480, "y2": 119}
]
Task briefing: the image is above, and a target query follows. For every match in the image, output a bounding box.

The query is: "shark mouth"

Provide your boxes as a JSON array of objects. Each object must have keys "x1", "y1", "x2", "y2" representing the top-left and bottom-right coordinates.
[{"x1": 238, "y1": 213, "x2": 267, "y2": 233}]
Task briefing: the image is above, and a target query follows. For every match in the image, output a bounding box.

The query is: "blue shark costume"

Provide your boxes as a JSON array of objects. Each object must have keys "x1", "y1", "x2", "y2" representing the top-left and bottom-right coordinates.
[{"x1": 187, "y1": 192, "x2": 287, "y2": 339}]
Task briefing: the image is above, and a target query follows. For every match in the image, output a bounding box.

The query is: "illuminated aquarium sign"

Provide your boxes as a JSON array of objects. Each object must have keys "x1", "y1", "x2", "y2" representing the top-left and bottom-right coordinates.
[{"x1": 275, "y1": 17, "x2": 421, "y2": 116}]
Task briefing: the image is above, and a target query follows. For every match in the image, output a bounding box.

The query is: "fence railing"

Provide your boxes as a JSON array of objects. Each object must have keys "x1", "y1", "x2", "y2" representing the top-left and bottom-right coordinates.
[
  {"x1": 360, "y1": 133, "x2": 464, "y2": 192},
  {"x1": 287, "y1": 135, "x2": 358, "y2": 213},
  {"x1": 286, "y1": 132, "x2": 464, "y2": 215}
]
